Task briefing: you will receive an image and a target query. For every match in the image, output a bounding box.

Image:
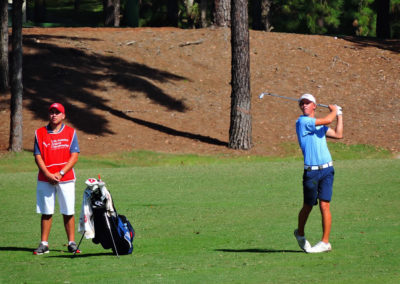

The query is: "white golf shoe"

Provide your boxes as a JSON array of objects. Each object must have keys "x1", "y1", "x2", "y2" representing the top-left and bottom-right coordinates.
[
  {"x1": 307, "y1": 241, "x2": 332, "y2": 253},
  {"x1": 294, "y1": 229, "x2": 311, "y2": 252}
]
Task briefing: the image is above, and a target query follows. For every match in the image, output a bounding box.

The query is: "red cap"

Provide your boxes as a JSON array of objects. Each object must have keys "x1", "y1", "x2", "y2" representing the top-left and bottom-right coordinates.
[{"x1": 48, "y1": 103, "x2": 65, "y2": 114}]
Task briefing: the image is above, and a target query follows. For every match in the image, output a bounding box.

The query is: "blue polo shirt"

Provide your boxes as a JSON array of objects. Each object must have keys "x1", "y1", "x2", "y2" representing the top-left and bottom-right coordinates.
[{"x1": 296, "y1": 115, "x2": 332, "y2": 166}]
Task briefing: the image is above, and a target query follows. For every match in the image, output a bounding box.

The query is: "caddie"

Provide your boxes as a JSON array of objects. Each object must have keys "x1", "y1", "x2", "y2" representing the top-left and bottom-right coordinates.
[
  {"x1": 294, "y1": 94, "x2": 343, "y2": 253},
  {"x1": 33, "y1": 103, "x2": 80, "y2": 255}
]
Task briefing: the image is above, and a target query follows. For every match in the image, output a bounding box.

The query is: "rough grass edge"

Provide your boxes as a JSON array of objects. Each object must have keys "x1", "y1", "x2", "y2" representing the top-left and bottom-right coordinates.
[{"x1": 0, "y1": 142, "x2": 394, "y2": 174}]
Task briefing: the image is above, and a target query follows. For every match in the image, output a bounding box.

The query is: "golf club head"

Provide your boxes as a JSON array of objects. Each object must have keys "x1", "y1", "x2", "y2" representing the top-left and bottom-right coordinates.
[{"x1": 259, "y1": 93, "x2": 265, "y2": 99}]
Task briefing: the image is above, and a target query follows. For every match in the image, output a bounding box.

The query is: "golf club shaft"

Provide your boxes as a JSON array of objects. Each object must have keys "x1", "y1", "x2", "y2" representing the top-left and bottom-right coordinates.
[
  {"x1": 105, "y1": 212, "x2": 119, "y2": 258},
  {"x1": 259, "y1": 92, "x2": 329, "y2": 108},
  {"x1": 73, "y1": 232, "x2": 85, "y2": 257}
]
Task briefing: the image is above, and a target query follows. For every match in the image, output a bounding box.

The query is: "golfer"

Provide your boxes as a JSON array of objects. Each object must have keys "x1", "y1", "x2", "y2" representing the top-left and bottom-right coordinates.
[
  {"x1": 294, "y1": 94, "x2": 343, "y2": 253},
  {"x1": 33, "y1": 103, "x2": 80, "y2": 255}
]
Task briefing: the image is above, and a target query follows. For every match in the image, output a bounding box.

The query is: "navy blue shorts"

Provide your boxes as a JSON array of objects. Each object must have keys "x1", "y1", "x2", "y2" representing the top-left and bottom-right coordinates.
[{"x1": 303, "y1": 166, "x2": 334, "y2": 206}]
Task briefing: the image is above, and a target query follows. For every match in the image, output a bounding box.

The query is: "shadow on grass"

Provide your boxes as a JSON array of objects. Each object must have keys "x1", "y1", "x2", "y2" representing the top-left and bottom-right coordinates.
[
  {"x1": 50, "y1": 252, "x2": 115, "y2": 258},
  {"x1": 215, "y1": 248, "x2": 303, "y2": 254},
  {"x1": 0, "y1": 246, "x2": 62, "y2": 253},
  {"x1": 0, "y1": 246, "x2": 36, "y2": 252},
  {"x1": 0, "y1": 246, "x2": 116, "y2": 257}
]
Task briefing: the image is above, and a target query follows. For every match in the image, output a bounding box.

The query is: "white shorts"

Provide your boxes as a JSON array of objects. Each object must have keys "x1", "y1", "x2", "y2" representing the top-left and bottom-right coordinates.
[{"x1": 36, "y1": 181, "x2": 75, "y2": 215}]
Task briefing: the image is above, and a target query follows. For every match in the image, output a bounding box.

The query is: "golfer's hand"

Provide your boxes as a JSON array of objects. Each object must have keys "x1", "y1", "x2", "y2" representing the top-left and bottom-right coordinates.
[
  {"x1": 328, "y1": 104, "x2": 337, "y2": 115},
  {"x1": 335, "y1": 105, "x2": 342, "y2": 116}
]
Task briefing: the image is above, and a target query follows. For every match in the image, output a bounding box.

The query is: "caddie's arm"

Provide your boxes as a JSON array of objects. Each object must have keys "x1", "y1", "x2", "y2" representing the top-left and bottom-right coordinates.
[
  {"x1": 35, "y1": 154, "x2": 59, "y2": 184},
  {"x1": 54, "y1": 152, "x2": 79, "y2": 180}
]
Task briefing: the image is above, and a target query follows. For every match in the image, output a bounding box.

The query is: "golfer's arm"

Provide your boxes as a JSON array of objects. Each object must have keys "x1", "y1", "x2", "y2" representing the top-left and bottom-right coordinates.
[
  {"x1": 326, "y1": 115, "x2": 343, "y2": 139},
  {"x1": 315, "y1": 106, "x2": 337, "y2": 126}
]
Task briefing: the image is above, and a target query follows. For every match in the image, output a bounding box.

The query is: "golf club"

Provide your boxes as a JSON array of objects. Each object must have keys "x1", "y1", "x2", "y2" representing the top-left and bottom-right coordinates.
[
  {"x1": 72, "y1": 232, "x2": 85, "y2": 257},
  {"x1": 259, "y1": 92, "x2": 329, "y2": 108},
  {"x1": 104, "y1": 212, "x2": 119, "y2": 258}
]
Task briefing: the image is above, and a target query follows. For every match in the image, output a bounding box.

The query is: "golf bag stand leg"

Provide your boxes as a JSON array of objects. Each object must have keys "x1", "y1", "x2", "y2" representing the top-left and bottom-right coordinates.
[{"x1": 104, "y1": 212, "x2": 119, "y2": 257}]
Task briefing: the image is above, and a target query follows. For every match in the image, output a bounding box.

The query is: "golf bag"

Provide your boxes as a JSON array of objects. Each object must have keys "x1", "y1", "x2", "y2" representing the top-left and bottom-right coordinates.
[{"x1": 78, "y1": 178, "x2": 135, "y2": 256}]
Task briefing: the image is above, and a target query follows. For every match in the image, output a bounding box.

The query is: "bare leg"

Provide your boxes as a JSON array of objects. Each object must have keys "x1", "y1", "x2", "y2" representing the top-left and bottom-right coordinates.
[
  {"x1": 319, "y1": 201, "x2": 331, "y2": 243},
  {"x1": 63, "y1": 215, "x2": 75, "y2": 242},
  {"x1": 41, "y1": 214, "x2": 53, "y2": 242},
  {"x1": 298, "y1": 203, "x2": 313, "y2": 236}
]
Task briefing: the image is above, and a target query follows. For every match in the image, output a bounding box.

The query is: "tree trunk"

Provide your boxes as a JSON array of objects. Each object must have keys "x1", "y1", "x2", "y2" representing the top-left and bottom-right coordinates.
[
  {"x1": 376, "y1": 0, "x2": 391, "y2": 38},
  {"x1": 185, "y1": 0, "x2": 195, "y2": 28},
  {"x1": 9, "y1": 0, "x2": 23, "y2": 152},
  {"x1": 260, "y1": 0, "x2": 272, "y2": 31},
  {"x1": 252, "y1": 0, "x2": 272, "y2": 31},
  {"x1": 103, "y1": 0, "x2": 120, "y2": 27},
  {"x1": 34, "y1": 0, "x2": 46, "y2": 23},
  {"x1": 201, "y1": 0, "x2": 208, "y2": 28},
  {"x1": 114, "y1": 0, "x2": 120, "y2": 27},
  {"x1": 229, "y1": 0, "x2": 252, "y2": 150},
  {"x1": 251, "y1": 0, "x2": 261, "y2": 30},
  {"x1": 0, "y1": 0, "x2": 9, "y2": 93},
  {"x1": 75, "y1": 0, "x2": 81, "y2": 11},
  {"x1": 167, "y1": 0, "x2": 178, "y2": 26},
  {"x1": 214, "y1": 0, "x2": 231, "y2": 27}
]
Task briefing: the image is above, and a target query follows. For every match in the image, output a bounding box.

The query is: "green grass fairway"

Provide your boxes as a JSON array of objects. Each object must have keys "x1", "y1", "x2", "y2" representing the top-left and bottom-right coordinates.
[{"x1": 0, "y1": 157, "x2": 399, "y2": 283}]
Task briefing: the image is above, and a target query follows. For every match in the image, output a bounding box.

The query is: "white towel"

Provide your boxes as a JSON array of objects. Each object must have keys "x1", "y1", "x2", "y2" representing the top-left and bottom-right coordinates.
[{"x1": 78, "y1": 188, "x2": 95, "y2": 239}]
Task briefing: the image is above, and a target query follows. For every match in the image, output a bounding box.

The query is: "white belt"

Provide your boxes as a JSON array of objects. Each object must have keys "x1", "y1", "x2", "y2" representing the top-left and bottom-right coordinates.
[{"x1": 304, "y1": 161, "x2": 333, "y2": 171}]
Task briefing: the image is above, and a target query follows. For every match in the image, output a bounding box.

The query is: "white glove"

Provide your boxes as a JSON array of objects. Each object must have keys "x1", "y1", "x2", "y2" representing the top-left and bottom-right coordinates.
[{"x1": 335, "y1": 105, "x2": 342, "y2": 116}]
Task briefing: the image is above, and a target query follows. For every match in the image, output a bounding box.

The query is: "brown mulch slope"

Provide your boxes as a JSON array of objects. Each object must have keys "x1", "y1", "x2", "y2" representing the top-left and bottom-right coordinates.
[{"x1": 1, "y1": 27, "x2": 399, "y2": 156}]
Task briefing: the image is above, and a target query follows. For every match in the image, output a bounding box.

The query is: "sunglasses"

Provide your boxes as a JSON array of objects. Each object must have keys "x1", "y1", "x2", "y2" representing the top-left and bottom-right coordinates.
[
  {"x1": 49, "y1": 110, "x2": 62, "y2": 115},
  {"x1": 299, "y1": 100, "x2": 313, "y2": 106}
]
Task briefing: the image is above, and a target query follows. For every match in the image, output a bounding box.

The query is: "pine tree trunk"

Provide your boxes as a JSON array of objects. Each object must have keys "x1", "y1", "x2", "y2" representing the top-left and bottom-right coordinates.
[
  {"x1": 167, "y1": 0, "x2": 178, "y2": 26},
  {"x1": 260, "y1": 0, "x2": 272, "y2": 31},
  {"x1": 229, "y1": 0, "x2": 252, "y2": 150},
  {"x1": 114, "y1": 0, "x2": 120, "y2": 27},
  {"x1": 0, "y1": 0, "x2": 9, "y2": 93},
  {"x1": 75, "y1": 0, "x2": 81, "y2": 11},
  {"x1": 214, "y1": 0, "x2": 231, "y2": 27},
  {"x1": 104, "y1": 0, "x2": 120, "y2": 27},
  {"x1": 34, "y1": 0, "x2": 46, "y2": 23},
  {"x1": 376, "y1": 0, "x2": 390, "y2": 38},
  {"x1": 252, "y1": 0, "x2": 272, "y2": 31},
  {"x1": 201, "y1": 0, "x2": 208, "y2": 28},
  {"x1": 9, "y1": 0, "x2": 23, "y2": 152}
]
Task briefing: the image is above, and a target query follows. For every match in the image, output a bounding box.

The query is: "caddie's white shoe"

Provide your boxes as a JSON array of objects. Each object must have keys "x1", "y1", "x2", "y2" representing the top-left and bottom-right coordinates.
[
  {"x1": 307, "y1": 241, "x2": 332, "y2": 253},
  {"x1": 294, "y1": 229, "x2": 311, "y2": 252}
]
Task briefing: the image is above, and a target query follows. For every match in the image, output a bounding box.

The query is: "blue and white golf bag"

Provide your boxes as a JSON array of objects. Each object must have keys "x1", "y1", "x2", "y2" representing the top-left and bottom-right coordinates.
[{"x1": 78, "y1": 178, "x2": 135, "y2": 256}]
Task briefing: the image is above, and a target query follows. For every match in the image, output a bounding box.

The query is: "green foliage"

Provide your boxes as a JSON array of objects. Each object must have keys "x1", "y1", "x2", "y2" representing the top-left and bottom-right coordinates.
[
  {"x1": 272, "y1": 0, "x2": 344, "y2": 34},
  {"x1": 391, "y1": 0, "x2": 400, "y2": 37},
  {"x1": 269, "y1": 0, "x2": 398, "y2": 37},
  {"x1": 138, "y1": 0, "x2": 206, "y2": 28},
  {"x1": 138, "y1": 0, "x2": 168, "y2": 27},
  {"x1": 26, "y1": 0, "x2": 104, "y2": 27},
  {"x1": 23, "y1": 0, "x2": 400, "y2": 37},
  {"x1": 355, "y1": 0, "x2": 376, "y2": 36},
  {"x1": 338, "y1": 0, "x2": 376, "y2": 36},
  {"x1": 0, "y1": 159, "x2": 399, "y2": 282}
]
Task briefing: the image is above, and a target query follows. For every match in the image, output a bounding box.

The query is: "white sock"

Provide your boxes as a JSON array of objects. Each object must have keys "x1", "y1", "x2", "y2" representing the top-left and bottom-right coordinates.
[
  {"x1": 41, "y1": 241, "x2": 48, "y2": 246},
  {"x1": 68, "y1": 241, "x2": 76, "y2": 245}
]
